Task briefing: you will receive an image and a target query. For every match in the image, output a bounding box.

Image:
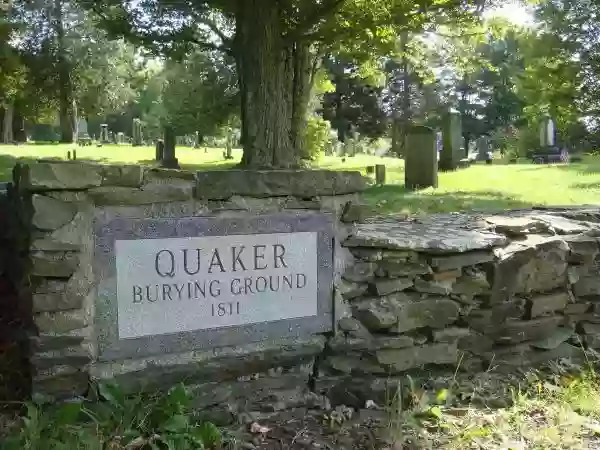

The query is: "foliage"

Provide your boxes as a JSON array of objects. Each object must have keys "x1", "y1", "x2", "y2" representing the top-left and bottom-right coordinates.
[
  {"x1": 302, "y1": 115, "x2": 333, "y2": 160},
  {"x1": 2, "y1": 383, "x2": 222, "y2": 450}
]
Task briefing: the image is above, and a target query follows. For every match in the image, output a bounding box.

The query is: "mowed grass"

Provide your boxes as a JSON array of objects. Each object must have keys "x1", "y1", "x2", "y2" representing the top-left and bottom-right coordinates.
[{"x1": 1, "y1": 143, "x2": 599, "y2": 214}]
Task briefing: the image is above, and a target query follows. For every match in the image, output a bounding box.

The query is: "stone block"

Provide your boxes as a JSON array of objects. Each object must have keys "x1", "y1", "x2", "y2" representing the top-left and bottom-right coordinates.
[
  {"x1": 349, "y1": 248, "x2": 383, "y2": 262},
  {"x1": 33, "y1": 292, "x2": 82, "y2": 313},
  {"x1": 328, "y1": 335, "x2": 414, "y2": 352},
  {"x1": 340, "y1": 202, "x2": 376, "y2": 223},
  {"x1": 529, "y1": 292, "x2": 569, "y2": 318},
  {"x1": 32, "y1": 372, "x2": 89, "y2": 399},
  {"x1": 195, "y1": 170, "x2": 368, "y2": 200},
  {"x1": 88, "y1": 184, "x2": 193, "y2": 205},
  {"x1": 432, "y1": 327, "x2": 471, "y2": 343},
  {"x1": 342, "y1": 262, "x2": 377, "y2": 283},
  {"x1": 352, "y1": 296, "x2": 399, "y2": 330},
  {"x1": 344, "y1": 220, "x2": 508, "y2": 253},
  {"x1": 530, "y1": 327, "x2": 574, "y2": 350},
  {"x1": 101, "y1": 165, "x2": 144, "y2": 187},
  {"x1": 564, "y1": 303, "x2": 590, "y2": 315},
  {"x1": 31, "y1": 195, "x2": 77, "y2": 231},
  {"x1": 564, "y1": 234, "x2": 599, "y2": 264},
  {"x1": 31, "y1": 251, "x2": 79, "y2": 278},
  {"x1": 429, "y1": 251, "x2": 495, "y2": 271},
  {"x1": 376, "y1": 343, "x2": 459, "y2": 372},
  {"x1": 376, "y1": 260, "x2": 431, "y2": 277},
  {"x1": 31, "y1": 238, "x2": 80, "y2": 252},
  {"x1": 430, "y1": 269, "x2": 462, "y2": 282},
  {"x1": 22, "y1": 161, "x2": 103, "y2": 191},
  {"x1": 35, "y1": 309, "x2": 88, "y2": 333},
  {"x1": 485, "y1": 317, "x2": 562, "y2": 344},
  {"x1": 414, "y1": 278, "x2": 453, "y2": 295},
  {"x1": 336, "y1": 279, "x2": 368, "y2": 300},
  {"x1": 492, "y1": 236, "x2": 569, "y2": 299},
  {"x1": 451, "y1": 268, "x2": 490, "y2": 296},
  {"x1": 32, "y1": 335, "x2": 85, "y2": 352},
  {"x1": 337, "y1": 317, "x2": 371, "y2": 338},
  {"x1": 370, "y1": 278, "x2": 413, "y2": 296},
  {"x1": 392, "y1": 298, "x2": 460, "y2": 333},
  {"x1": 574, "y1": 273, "x2": 600, "y2": 297}
]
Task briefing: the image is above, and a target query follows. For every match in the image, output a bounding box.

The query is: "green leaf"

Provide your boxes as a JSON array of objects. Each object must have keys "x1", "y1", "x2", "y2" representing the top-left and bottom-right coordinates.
[
  {"x1": 162, "y1": 414, "x2": 190, "y2": 433},
  {"x1": 428, "y1": 405, "x2": 443, "y2": 419},
  {"x1": 98, "y1": 383, "x2": 126, "y2": 409},
  {"x1": 55, "y1": 402, "x2": 83, "y2": 426},
  {"x1": 195, "y1": 422, "x2": 221, "y2": 446},
  {"x1": 436, "y1": 388, "x2": 450, "y2": 403}
]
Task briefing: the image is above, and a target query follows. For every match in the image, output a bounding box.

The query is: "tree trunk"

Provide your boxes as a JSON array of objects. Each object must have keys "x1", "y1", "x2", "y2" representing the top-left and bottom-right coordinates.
[
  {"x1": 235, "y1": 1, "x2": 296, "y2": 168},
  {"x1": 12, "y1": 105, "x2": 26, "y2": 143},
  {"x1": 290, "y1": 42, "x2": 314, "y2": 160},
  {"x1": 162, "y1": 126, "x2": 179, "y2": 169},
  {"x1": 54, "y1": 0, "x2": 73, "y2": 143},
  {"x1": 2, "y1": 103, "x2": 13, "y2": 144}
]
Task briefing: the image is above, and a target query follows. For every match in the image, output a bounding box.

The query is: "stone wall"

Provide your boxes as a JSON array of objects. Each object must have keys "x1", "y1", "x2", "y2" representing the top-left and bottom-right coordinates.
[
  {"x1": 13, "y1": 160, "x2": 365, "y2": 404},
  {"x1": 11, "y1": 159, "x2": 600, "y2": 418},
  {"x1": 321, "y1": 209, "x2": 600, "y2": 405}
]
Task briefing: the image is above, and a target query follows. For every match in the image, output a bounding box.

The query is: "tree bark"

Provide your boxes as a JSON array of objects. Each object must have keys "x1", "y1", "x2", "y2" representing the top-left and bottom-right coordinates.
[
  {"x1": 54, "y1": 0, "x2": 73, "y2": 143},
  {"x1": 162, "y1": 126, "x2": 180, "y2": 169},
  {"x1": 290, "y1": 42, "x2": 314, "y2": 160},
  {"x1": 235, "y1": 0, "x2": 296, "y2": 168},
  {"x1": 12, "y1": 105, "x2": 26, "y2": 143},
  {"x1": 2, "y1": 103, "x2": 13, "y2": 144}
]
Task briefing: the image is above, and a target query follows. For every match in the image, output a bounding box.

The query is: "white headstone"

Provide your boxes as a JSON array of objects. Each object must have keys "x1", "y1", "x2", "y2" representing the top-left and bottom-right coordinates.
[
  {"x1": 115, "y1": 232, "x2": 318, "y2": 339},
  {"x1": 77, "y1": 118, "x2": 88, "y2": 136}
]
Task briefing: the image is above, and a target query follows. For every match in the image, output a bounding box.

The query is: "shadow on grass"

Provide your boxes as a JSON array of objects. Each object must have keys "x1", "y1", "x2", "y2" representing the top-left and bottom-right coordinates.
[
  {"x1": 571, "y1": 181, "x2": 600, "y2": 190},
  {"x1": 364, "y1": 185, "x2": 536, "y2": 215},
  {"x1": 0, "y1": 155, "x2": 40, "y2": 183}
]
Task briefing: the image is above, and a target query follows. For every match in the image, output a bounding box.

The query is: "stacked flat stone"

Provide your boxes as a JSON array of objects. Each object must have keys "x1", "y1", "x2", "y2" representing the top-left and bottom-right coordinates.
[
  {"x1": 14, "y1": 160, "x2": 367, "y2": 400},
  {"x1": 326, "y1": 209, "x2": 600, "y2": 394}
]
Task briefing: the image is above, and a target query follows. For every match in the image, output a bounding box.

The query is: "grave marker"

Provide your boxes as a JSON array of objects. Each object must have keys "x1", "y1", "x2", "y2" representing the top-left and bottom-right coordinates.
[
  {"x1": 439, "y1": 112, "x2": 462, "y2": 171},
  {"x1": 405, "y1": 125, "x2": 438, "y2": 190}
]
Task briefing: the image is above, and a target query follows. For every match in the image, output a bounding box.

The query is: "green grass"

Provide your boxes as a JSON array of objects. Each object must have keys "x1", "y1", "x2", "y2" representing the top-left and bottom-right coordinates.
[{"x1": 1, "y1": 143, "x2": 599, "y2": 214}]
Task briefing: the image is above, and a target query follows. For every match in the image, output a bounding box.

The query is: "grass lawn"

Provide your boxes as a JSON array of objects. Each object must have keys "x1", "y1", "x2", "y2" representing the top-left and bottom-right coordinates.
[{"x1": 1, "y1": 143, "x2": 599, "y2": 214}]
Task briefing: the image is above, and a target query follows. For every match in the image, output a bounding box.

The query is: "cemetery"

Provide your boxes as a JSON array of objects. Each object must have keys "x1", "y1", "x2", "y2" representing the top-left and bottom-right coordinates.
[{"x1": 3, "y1": 0, "x2": 600, "y2": 448}]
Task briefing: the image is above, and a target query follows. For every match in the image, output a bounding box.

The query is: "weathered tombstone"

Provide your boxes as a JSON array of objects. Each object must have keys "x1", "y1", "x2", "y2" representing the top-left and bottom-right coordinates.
[
  {"x1": 132, "y1": 118, "x2": 143, "y2": 146},
  {"x1": 67, "y1": 151, "x2": 71, "y2": 160},
  {"x1": 224, "y1": 127, "x2": 234, "y2": 160},
  {"x1": 439, "y1": 112, "x2": 462, "y2": 171},
  {"x1": 100, "y1": 124, "x2": 109, "y2": 144},
  {"x1": 375, "y1": 164, "x2": 386, "y2": 185},
  {"x1": 476, "y1": 137, "x2": 489, "y2": 160},
  {"x1": 405, "y1": 125, "x2": 438, "y2": 190},
  {"x1": 539, "y1": 115, "x2": 555, "y2": 147},
  {"x1": 117, "y1": 132, "x2": 125, "y2": 145},
  {"x1": 162, "y1": 127, "x2": 179, "y2": 168},
  {"x1": 72, "y1": 149, "x2": 77, "y2": 160},
  {"x1": 194, "y1": 131, "x2": 201, "y2": 149}
]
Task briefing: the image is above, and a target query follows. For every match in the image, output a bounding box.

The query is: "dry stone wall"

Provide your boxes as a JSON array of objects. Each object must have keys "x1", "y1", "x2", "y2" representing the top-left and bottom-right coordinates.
[
  {"x1": 321, "y1": 209, "x2": 600, "y2": 405},
  {"x1": 11, "y1": 159, "x2": 600, "y2": 418}
]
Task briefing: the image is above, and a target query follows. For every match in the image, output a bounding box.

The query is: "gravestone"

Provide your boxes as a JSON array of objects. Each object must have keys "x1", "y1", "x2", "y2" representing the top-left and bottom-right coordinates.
[
  {"x1": 132, "y1": 118, "x2": 143, "y2": 146},
  {"x1": 100, "y1": 124, "x2": 109, "y2": 144},
  {"x1": 117, "y1": 132, "x2": 125, "y2": 145},
  {"x1": 405, "y1": 125, "x2": 438, "y2": 190},
  {"x1": 476, "y1": 136, "x2": 490, "y2": 161},
  {"x1": 539, "y1": 116, "x2": 555, "y2": 147},
  {"x1": 439, "y1": 112, "x2": 462, "y2": 171},
  {"x1": 194, "y1": 131, "x2": 201, "y2": 149},
  {"x1": 375, "y1": 164, "x2": 386, "y2": 185},
  {"x1": 94, "y1": 214, "x2": 335, "y2": 359}
]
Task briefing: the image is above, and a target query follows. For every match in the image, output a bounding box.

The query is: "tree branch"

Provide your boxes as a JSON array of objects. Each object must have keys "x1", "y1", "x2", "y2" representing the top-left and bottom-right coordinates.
[{"x1": 287, "y1": 0, "x2": 348, "y2": 42}]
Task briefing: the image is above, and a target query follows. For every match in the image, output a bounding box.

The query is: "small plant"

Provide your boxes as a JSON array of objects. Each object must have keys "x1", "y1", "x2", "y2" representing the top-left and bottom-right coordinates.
[{"x1": 2, "y1": 383, "x2": 222, "y2": 450}]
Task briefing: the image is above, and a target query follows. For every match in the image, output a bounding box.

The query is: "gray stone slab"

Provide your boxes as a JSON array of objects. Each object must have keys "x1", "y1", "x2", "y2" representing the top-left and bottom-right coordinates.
[{"x1": 94, "y1": 212, "x2": 335, "y2": 361}]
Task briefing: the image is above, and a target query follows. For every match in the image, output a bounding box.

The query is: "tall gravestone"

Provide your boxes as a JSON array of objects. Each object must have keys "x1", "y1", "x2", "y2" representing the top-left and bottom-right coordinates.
[
  {"x1": 405, "y1": 125, "x2": 438, "y2": 190},
  {"x1": 132, "y1": 118, "x2": 143, "y2": 147},
  {"x1": 100, "y1": 124, "x2": 109, "y2": 144},
  {"x1": 539, "y1": 116, "x2": 555, "y2": 147},
  {"x1": 439, "y1": 112, "x2": 462, "y2": 171}
]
